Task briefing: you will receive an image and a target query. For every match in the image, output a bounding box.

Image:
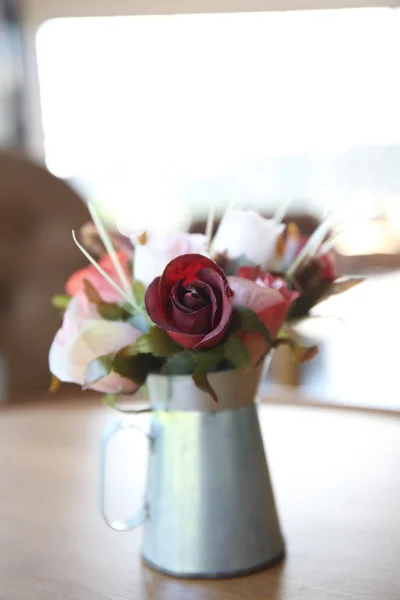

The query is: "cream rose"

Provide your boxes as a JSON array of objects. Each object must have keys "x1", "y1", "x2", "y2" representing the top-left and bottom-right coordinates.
[
  {"x1": 212, "y1": 209, "x2": 284, "y2": 270},
  {"x1": 49, "y1": 296, "x2": 141, "y2": 393}
]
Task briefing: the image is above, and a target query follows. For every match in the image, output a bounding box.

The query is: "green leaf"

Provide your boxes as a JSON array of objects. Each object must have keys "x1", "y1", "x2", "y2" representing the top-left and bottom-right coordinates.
[
  {"x1": 223, "y1": 333, "x2": 251, "y2": 370},
  {"x1": 189, "y1": 346, "x2": 225, "y2": 402},
  {"x1": 275, "y1": 330, "x2": 318, "y2": 363},
  {"x1": 132, "y1": 280, "x2": 146, "y2": 307},
  {"x1": 161, "y1": 351, "x2": 197, "y2": 375},
  {"x1": 192, "y1": 369, "x2": 218, "y2": 403},
  {"x1": 231, "y1": 307, "x2": 273, "y2": 344},
  {"x1": 85, "y1": 353, "x2": 115, "y2": 386},
  {"x1": 113, "y1": 353, "x2": 159, "y2": 386},
  {"x1": 82, "y1": 278, "x2": 131, "y2": 321},
  {"x1": 118, "y1": 327, "x2": 181, "y2": 359},
  {"x1": 104, "y1": 393, "x2": 116, "y2": 408},
  {"x1": 97, "y1": 303, "x2": 130, "y2": 321},
  {"x1": 86, "y1": 352, "x2": 161, "y2": 388},
  {"x1": 51, "y1": 294, "x2": 71, "y2": 311},
  {"x1": 121, "y1": 302, "x2": 136, "y2": 316}
]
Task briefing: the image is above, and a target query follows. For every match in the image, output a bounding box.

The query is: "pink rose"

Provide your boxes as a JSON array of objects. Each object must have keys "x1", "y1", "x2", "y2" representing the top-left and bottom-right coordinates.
[
  {"x1": 238, "y1": 266, "x2": 291, "y2": 295},
  {"x1": 228, "y1": 276, "x2": 298, "y2": 365},
  {"x1": 49, "y1": 295, "x2": 141, "y2": 393},
  {"x1": 66, "y1": 251, "x2": 132, "y2": 303}
]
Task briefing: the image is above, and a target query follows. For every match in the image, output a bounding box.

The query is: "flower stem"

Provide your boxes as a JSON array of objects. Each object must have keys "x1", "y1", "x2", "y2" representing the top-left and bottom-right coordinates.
[
  {"x1": 72, "y1": 230, "x2": 139, "y2": 310},
  {"x1": 87, "y1": 201, "x2": 134, "y2": 302},
  {"x1": 272, "y1": 198, "x2": 293, "y2": 224},
  {"x1": 205, "y1": 202, "x2": 215, "y2": 250},
  {"x1": 286, "y1": 213, "x2": 334, "y2": 277}
]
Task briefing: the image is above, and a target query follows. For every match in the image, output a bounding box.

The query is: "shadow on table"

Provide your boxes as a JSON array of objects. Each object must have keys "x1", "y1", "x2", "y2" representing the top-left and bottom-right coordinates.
[{"x1": 141, "y1": 558, "x2": 286, "y2": 599}]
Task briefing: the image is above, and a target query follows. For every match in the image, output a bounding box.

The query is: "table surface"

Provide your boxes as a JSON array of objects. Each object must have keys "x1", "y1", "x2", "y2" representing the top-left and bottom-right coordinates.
[{"x1": 1, "y1": 398, "x2": 400, "y2": 600}]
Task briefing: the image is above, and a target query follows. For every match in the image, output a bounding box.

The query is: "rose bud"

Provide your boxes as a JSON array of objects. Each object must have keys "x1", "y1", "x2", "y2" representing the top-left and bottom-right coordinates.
[
  {"x1": 145, "y1": 254, "x2": 234, "y2": 350},
  {"x1": 289, "y1": 251, "x2": 336, "y2": 319}
]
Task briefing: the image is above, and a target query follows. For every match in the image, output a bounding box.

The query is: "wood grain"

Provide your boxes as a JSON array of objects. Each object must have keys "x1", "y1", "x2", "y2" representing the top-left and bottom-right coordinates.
[{"x1": 1, "y1": 399, "x2": 400, "y2": 600}]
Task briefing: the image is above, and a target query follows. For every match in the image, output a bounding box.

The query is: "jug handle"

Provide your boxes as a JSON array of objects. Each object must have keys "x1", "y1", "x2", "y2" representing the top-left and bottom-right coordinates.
[{"x1": 99, "y1": 419, "x2": 152, "y2": 531}]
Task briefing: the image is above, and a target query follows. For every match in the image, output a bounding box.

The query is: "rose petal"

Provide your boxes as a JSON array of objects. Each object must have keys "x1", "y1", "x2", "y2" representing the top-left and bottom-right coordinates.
[
  {"x1": 172, "y1": 280, "x2": 211, "y2": 313},
  {"x1": 237, "y1": 266, "x2": 262, "y2": 281},
  {"x1": 160, "y1": 254, "x2": 227, "y2": 299},
  {"x1": 144, "y1": 277, "x2": 171, "y2": 330},
  {"x1": 256, "y1": 274, "x2": 299, "y2": 304},
  {"x1": 180, "y1": 282, "x2": 210, "y2": 311},
  {"x1": 228, "y1": 276, "x2": 292, "y2": 338},
  {"x1": 197, "y1": 268, "x2": 231, "y2": 328},
  {"x1": 146, "y1": 276, "x2": 212, "y2": 338},
  {"x1": 194, "y1": 278, "x2": 233, "y2": 350},
  {"x1": 171, "y1": 280, "x2": 193, "y2": 313},
  {"x1": 144, "y1": 277, "x2": 199, "y2": 343},
  {"x1": 228, "y1": 276, "x2": 295, "y2": 365},
  {"x1": 49, "y1": 296, "x2": 141, "y2": 393},
  {"x1": 66, "y1": 251, "x2": 131, "y2": 303},
  {"x1": 167, "y1": 330, "x2": 206, "y2": 349},
  {"x1": 170, "y1": 280, "x2": 213, "y2": 334},
  {"x1": 181, "y1": 290, "x2": 205, "y2": 310},
  {"x1": 170, "y1": 301, "x2": 211, "y2": 334},
  {"x1": 212, "y1": 209, "x2": 285, "y2": 270}
]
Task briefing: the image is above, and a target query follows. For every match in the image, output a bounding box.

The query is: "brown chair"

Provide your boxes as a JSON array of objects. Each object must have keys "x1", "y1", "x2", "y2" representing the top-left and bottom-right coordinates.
[{"x1": 0, "y1": 151, "x2": 89, "y2": 398}]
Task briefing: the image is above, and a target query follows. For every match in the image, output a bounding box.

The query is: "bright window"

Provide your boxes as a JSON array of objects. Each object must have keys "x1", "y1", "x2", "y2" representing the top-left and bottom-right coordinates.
[{"x1": 36, "y1": 9, "x2": 400, "y2": 229}]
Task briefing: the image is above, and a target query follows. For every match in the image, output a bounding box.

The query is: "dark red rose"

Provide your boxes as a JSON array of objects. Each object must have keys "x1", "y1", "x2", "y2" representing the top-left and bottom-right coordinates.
[
  {"x1": 293, "y1": 251, "x2": 336, "y2": 292},
  {"x1": 145, "y1": 254, "x2": 234, "y2": 349},
  {"x1": 288, "y1": 251, "x2": 336, "y2": 319}
]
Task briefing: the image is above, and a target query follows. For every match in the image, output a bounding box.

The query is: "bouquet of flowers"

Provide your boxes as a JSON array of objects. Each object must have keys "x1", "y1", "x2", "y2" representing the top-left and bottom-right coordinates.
[
  {"x1": 212, "y1": 208, "x2": 363, "y2": 321},
  {"x1": 49, "y1": 203, "x2": 361, "y2": 402}
]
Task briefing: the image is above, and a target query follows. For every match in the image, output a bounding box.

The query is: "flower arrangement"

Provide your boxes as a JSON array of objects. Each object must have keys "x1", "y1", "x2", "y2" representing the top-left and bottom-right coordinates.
[{"x1": 49, "y1": 203, "x2": 362, "y2": 402}]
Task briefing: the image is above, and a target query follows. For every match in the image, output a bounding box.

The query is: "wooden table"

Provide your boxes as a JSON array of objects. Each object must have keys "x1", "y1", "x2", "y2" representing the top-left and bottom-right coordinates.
[{"x1": 1, "y1": 398, "x2": 400, "y2": 600}]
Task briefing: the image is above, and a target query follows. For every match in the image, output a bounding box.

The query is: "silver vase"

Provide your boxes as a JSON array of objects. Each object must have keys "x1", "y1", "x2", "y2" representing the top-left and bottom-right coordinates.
[{"x1": 99, "y1": 364, "x2": 285, "y2": 579}]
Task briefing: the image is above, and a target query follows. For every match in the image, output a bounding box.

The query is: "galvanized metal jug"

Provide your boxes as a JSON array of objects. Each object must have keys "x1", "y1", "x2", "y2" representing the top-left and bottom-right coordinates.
[{"x1": 99, "y1": 365, "x2": 285, "y2": 578}]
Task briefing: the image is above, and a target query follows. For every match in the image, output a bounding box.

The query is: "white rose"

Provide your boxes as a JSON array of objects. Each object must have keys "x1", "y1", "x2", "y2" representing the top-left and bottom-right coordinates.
[
  {"x1": 212, "y1": 209, "x2": 284, "y2": 270},
  {"x1": 134, "y1": 231, "x2": 209, "y2": 287},
  {"x1": 49, "y1": 296, "x2": 141, "y2": 394}
]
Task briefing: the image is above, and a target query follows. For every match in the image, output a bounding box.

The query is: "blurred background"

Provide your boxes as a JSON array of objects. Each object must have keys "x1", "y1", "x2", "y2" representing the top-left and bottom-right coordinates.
[{"x1": 1, "y1": 0, "x2": 400, "y2": 408}]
